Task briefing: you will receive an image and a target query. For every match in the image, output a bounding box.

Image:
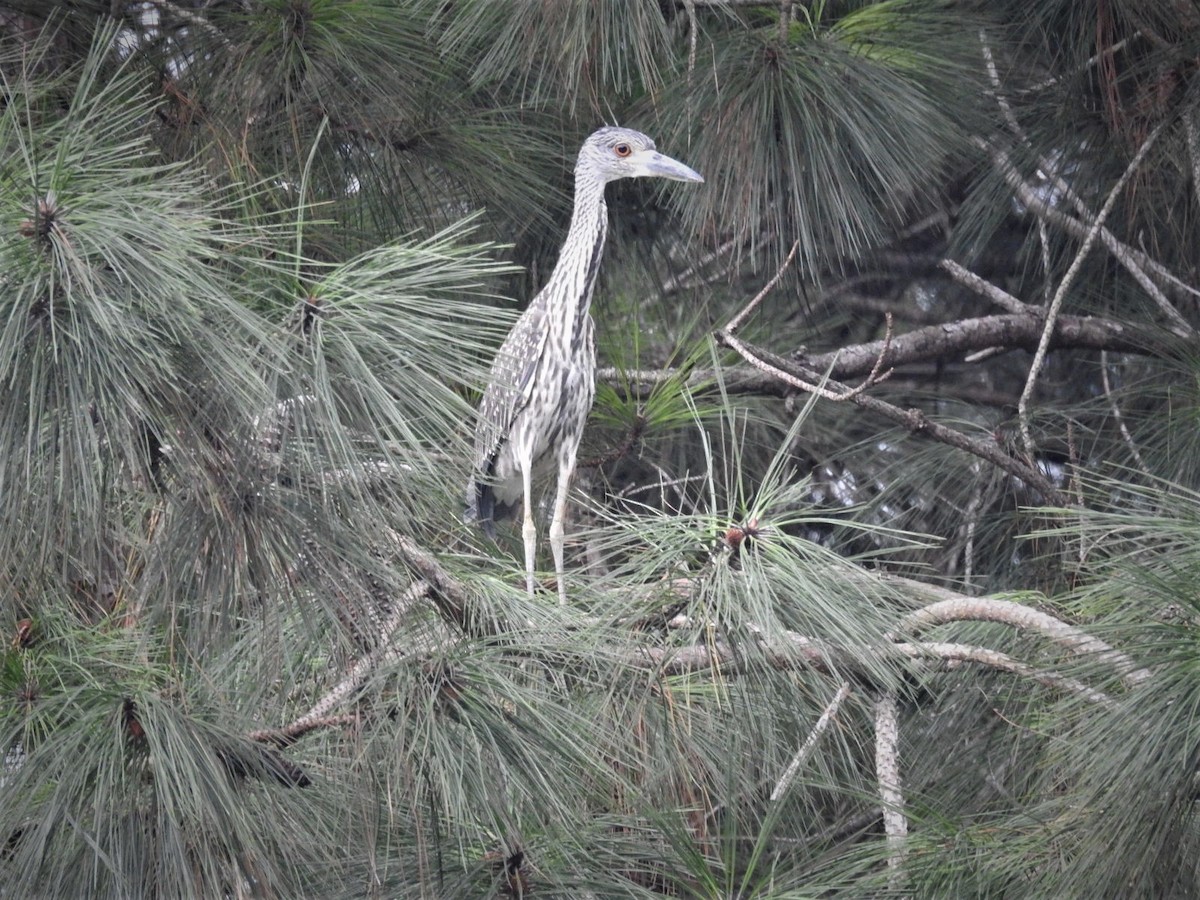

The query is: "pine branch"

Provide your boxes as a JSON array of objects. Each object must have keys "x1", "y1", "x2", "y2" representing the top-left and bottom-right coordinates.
[
  {"x1": 887, "y1": 583, "x2": 1152, "y2": 688},
  {"x1": 874, "y1": 692, "x2": 907, "y2": 890}
]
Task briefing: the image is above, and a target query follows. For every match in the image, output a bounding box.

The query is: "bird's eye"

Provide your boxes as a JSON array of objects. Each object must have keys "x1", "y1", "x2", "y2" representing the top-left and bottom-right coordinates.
[{"x1": 613, "y1": 144, "x2": 632, "y2": 158}]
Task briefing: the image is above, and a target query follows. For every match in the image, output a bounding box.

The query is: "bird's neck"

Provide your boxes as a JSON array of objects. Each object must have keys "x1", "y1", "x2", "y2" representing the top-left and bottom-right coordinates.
[{"x1": 545, "y1": 174, "x2": 609, "y2": 351}]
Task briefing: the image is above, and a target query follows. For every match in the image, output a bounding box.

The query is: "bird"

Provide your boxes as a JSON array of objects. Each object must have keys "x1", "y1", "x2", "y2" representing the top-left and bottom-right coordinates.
[{"x1": 467, "y1": 126, "x2": 703, "y2": 604}]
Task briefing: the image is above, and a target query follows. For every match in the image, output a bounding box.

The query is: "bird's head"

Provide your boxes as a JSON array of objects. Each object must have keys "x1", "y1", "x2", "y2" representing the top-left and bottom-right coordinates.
[{"x1": 577, "y1": 126, "x2": 704, "y2": 186}]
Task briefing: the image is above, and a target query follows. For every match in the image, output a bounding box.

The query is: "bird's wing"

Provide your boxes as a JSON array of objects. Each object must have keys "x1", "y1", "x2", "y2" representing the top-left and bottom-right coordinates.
[{"x1": 473, "y1": 300, "x2": 550, "y2": 473}]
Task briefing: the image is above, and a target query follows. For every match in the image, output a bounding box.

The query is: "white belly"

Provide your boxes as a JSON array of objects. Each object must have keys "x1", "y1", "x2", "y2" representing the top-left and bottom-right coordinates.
[{"x1": 491, "y1": 350, "x2": 596, "y2": 505}]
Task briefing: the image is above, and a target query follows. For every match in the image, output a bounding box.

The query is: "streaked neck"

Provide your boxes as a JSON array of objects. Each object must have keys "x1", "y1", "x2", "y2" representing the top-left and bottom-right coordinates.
[{"x1": 545, "y1": 172, "x2": 608, "y2": 350}]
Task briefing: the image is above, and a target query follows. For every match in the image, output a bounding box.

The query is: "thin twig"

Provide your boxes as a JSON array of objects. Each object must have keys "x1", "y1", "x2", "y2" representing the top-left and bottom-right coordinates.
[
  {"x1": 714, "y1": 332, "x2": 1065, "y2": 503},
  {"x1": 658, "y1": 235, "x2": 738, "y2": 296},
  {"x1": 724, "y1": 239, "x2": 800, "y2": 334},
  {"x1": 980, "y1": 21, "x2": 1059, "y2": 306},
  {"x1": 979, "y1": 29, "x2": 1023, "y2": 137},
  {"x1": 1099, "y1": 349, "x2": 1153, "y2": 479},
  {"x1": 1036, "y1": 151, "x2": 1189, "y2": 315},
  {"x1": 721, "y1": 263, "x2": 896, "y2": 400},
  {"x1": 771, "y1": 681, "x2": 852, "y2": 802},
  {"x1": 1186, "y1": 106, "x2": 1200, "y2": 213},
  {"x1": 862, "y1": 313, "x2": 897, "y2": 386},
  {"x1": 616, "y1": 471, "x2": 707, "y2": 501},
  {"x1": 1036, "y1": 218, "x2": 1053, "y2": 304},
  {"x1": 939, "y1": 258, "x2": 1031, "y2": 313},
  {"x1": 144, "y1": 0, "x2": 233, "y2": 46},
  {"x1": 981, "y1": 20, "x2": 1078, "y2": 310},
  {"x1": 684, "y1": 0, "x2": 698, "y2": 80},
  {"x1": 962, "y1": 463, "x2": 983, "y2": 593},
  {"x1": 1017, "y1": 122, "x2": 1167, "y2": 460},
  {"x1": 851, "y1": 389, "x2": 1065, "y2": 503},
  {"x1": 1018, "y1": 35, "x2": 1137, "y2": 94},
  {"x1": 981, "y1": 138, "x2": 1197, "y2": 328},
  {"x1": 979, "y1": 29, "x2": 1056, "y2": 309},
  {"x1": 721, "y1": 331, "x2": 887, "y2": 401}
]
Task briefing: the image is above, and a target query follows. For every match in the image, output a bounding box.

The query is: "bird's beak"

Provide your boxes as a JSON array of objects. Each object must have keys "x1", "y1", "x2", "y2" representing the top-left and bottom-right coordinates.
[{"x1": 635, "y1": 150, "x2": 704, "y2": 183}]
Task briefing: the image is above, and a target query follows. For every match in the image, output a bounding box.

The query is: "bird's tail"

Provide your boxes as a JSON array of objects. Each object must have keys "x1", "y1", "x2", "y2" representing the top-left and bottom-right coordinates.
[
  {"x1": 465, "y1": 478, "x2": 498, "y2": 539},
  {"x1": 465, "y1": 478, "x2": 521, "y2": 540}
]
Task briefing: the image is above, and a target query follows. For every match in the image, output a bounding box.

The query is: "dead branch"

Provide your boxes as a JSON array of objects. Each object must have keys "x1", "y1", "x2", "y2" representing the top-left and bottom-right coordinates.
[
  {"x1": 725, "y1": 239, "x2": 801, "y2": 334},
  {"x1": 719, "y1": 329, "x2": 891, "y2": 402},
  {"x1": 981, "y1": 138, "x2": 1197, "y2": 333},
  {"x1": 395, "y1": 533, "x2": 478, "y2": 633},
  {"x1": 277, "y1": 578, "x2": 434, "y2": 737},
  {"x1": 602, "y1": 308, "x2": 1168, "y2": 400},
  {"x1": 939, "y1": 258, "x2": 1032, "y2": 314},
  {"x1": 1017, "y1": 121, "x2": 1167, "y2": 458},
  {"x1": 248, "y1": 714, "x2": 360, "y2": 746},
  {"x1": 710, "y1": 332, "x2": 1069, "y2": 504},
  {"x1": 1100, "y1": 349, "x2": 1154, "y2": 479}
]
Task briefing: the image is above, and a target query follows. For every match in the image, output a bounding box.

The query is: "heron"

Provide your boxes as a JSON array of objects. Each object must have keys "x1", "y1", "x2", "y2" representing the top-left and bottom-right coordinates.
[{"x1": 468, "y1": 126, "x2": 703, "y2": 604}]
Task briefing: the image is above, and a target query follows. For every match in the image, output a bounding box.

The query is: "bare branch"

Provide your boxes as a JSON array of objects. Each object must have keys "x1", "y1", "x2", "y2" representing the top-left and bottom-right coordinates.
[
  {"x1": 1187, "y1": 107, "x2": 1200, "y2": 211},
  {"x1": 604, "y1": 308, "x2": 1167, "y2": 401},
  {"x1": 725, "y1": 239, "x2": 800, "y2": 334},
  {"x1": 711, "y1": 333, "x2": 1069, "y2": 503},
  {"x1": 1019, "y1": 35, "x2": 1138, "y2": 94},
  {"x1": 143, "y1": 0, "x2": 232, "y2": 46},
  {"x1": 720, "y1": 330, "x2": 884, "y2": 402},
  {"x1": 684, "y1": 0, "x2": 698, "y2": 79},
  {"x1": 939, "y1": 258, "x2": 1032, "y2": 314},
  {"x1": 258, "y1": 534, "x2": 1139, "y2": 768},
  {"x1": 282, "y1": 578, "x2": 434, "y2": 735},
  {"x1": 395, "y1": 533, "x2": 479, "y2": 634},
  {"x1": 848, "y1": 387, "x2": 1067, "y2": 504},
  {"x1": 248, "y1": 714, "x2": 359, "y2": 746},
  {"x1": 979, "y1": 29, "x2": 1024, "y2": 139},
  {"x1": 1100, "y1": 350, "x2": 1153, "y2": 479},
  {"x1": 962, "y1": 463, "x2": 984, "y2": 592},
  {"x1": 981, "y1": 138, "x2": 1197, "y2": 332}
]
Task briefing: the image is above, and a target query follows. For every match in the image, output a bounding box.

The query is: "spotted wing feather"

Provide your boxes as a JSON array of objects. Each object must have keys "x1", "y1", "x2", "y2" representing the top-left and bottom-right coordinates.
[{"x1": 469, "y1": 300, "x2": 550, "y2": 533}]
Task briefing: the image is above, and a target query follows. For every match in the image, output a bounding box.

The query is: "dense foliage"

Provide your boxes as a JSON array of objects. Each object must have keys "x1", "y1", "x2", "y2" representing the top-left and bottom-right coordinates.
[{"x1": 2, "y1": 1, "x2": 1200, "y2": 897}]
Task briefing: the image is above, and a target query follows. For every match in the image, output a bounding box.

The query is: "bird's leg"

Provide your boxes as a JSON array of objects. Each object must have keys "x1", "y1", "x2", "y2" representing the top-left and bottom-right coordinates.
[
  {"x1": 549, "y1": 451, "x2": 576, "y2": 605},
  {"x1": 520, "y1": 464, "x2": 537, "y2": 596}
]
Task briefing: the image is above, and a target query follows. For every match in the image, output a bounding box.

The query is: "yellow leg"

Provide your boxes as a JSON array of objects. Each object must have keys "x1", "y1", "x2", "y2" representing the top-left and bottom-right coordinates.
[
  {"x1": 521, "y1": 463, "x2": 536, "y2": 596},
  {"x1": 548, "y1": 451, "x2": 576, "y2": 605}
]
